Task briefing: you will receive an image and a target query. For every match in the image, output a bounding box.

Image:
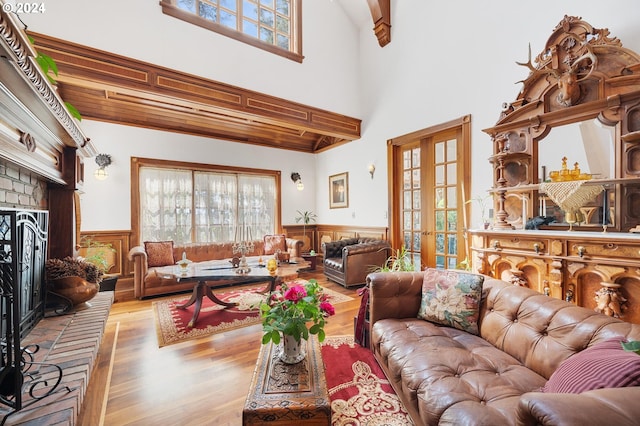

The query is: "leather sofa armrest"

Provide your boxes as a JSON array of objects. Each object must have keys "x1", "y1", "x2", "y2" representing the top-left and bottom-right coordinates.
[
  {"x1": 285, "y1": 238, "x2": 303, "y2": 257},
  {"x1": 343, "y1": 241, "x2": 390, "y2": 256},
  {"x1": 128, "y1": 246, "x2": 148, "y2": 299},
  {"x1": 367, "y1": 271, "x2": 424, "y2": 326},
  {"x1": 517, "y1": 387, "x2": 640, "y2": 426}
]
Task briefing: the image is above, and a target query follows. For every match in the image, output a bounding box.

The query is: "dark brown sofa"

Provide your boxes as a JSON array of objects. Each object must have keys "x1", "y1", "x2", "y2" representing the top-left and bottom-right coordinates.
[
  {"x1": 322, "y1": 238, "x2": 390, "y2": 288},
  {"x1": 367, "y1": 270, "x2": 640, "y2": 426}
]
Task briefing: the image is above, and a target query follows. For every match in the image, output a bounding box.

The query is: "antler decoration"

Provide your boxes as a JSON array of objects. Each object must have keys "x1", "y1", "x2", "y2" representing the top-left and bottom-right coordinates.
[{"x1": 516, "y1": 38, "x2": 597, "y2": 107}]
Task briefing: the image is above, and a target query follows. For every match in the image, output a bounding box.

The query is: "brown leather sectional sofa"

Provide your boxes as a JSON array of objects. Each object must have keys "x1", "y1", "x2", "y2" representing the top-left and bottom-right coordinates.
[
  {"x1": 367, "y1": 271, "x2": 640, "y2": 426},
  {"x1": 129, "y1": 238, "x2": 302, "y2": 299}
]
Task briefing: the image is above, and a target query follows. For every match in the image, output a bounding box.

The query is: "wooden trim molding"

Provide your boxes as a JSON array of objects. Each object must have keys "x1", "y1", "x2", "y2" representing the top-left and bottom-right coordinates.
[
  {"x1": 30, "y1": 33, "x2": 361, "y2": 153},
  {"x1": 0, "y1": 10, "x2": 91, "y2": 154},
  {"x1": 282, "y1": 224, "x2": 389, "y2": 255}
]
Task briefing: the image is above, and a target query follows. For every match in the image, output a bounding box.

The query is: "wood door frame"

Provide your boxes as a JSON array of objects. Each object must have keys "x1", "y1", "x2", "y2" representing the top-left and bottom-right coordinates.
[{"x1": 387, "y1": 115, "x2": 472, "y2": 262}]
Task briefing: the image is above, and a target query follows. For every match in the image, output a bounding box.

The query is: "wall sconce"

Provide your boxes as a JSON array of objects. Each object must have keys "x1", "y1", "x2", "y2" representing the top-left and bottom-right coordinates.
[
  {"x1": 291, "y1": 172, "x2": 304, "y2": 191},
  {"x1": 368, "y1": 163, "x2": 376, "y2": 179},
  {"x1": 94, "y1": 153, "x2": 112, "y2": 181}
]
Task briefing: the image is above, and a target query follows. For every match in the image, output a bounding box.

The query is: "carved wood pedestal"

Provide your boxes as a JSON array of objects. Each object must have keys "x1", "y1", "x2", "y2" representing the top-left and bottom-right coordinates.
[{"x1": 243, "y1": 337, "x2": 331, "y2": 425}]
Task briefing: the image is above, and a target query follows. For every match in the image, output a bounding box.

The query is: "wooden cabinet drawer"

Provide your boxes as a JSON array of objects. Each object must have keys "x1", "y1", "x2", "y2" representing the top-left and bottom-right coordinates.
[
  {"x1": 567, "y1": 240, "x2": 640, "y2": 262},
  {"x1": 488, "y1": 236, "x2": 548, "y2": 254}
]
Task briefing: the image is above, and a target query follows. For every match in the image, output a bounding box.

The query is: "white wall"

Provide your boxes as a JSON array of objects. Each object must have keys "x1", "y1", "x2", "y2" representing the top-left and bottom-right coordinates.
[
  {"x1": 24, "y1": 0, "x2": 640, "y2": 231},
  {"x1": 317, "y1": 0, "x2": 640, "y2": 227},
  {"x1": 79, "y1": 120, "x2": 315, "y2": 230}
]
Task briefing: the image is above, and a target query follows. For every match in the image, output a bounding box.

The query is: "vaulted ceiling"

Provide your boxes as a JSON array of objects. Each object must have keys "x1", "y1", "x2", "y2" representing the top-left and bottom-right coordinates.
[{"x1": 32, "y1": 1, "x2": 391, "y2": 154}]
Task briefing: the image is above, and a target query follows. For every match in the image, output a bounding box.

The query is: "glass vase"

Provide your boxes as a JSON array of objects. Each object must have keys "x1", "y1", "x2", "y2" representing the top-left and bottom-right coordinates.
[{"x1": 279, "y1": 334, "x2": 306, "y2": 364}]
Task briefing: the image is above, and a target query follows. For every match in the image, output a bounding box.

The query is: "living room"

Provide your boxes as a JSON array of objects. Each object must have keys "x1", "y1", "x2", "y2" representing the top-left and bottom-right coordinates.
[{"x1": 1, "y1": 0, "x2": 640, "y2": 425}]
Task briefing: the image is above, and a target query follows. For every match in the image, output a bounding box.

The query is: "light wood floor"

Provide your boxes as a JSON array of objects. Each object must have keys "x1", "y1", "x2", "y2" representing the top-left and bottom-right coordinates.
[{"x1": 78, "y1": 269, "x2": 363, "y2": 426}]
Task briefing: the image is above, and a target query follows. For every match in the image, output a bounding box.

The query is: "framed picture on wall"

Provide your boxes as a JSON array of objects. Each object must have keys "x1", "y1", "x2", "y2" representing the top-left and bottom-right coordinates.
[{"x1": 329, "y1": 172, "x2": 349, "y2": 209}]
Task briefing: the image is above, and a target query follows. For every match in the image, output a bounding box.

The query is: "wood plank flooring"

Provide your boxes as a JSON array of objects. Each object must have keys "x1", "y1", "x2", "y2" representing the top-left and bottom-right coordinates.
[{"x1": 78, "y1": 269, "x2": 363, "y2": 426}]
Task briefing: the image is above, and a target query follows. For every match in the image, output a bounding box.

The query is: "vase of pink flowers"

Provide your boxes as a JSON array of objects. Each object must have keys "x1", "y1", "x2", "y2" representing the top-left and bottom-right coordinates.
[{"x1": 260, "y1": 278, "x2": 335, "y2": 364}]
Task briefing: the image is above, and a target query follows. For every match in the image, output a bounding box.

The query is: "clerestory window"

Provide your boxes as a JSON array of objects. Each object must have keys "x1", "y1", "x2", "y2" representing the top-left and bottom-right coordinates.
[
  {"x1": 160, "y1": 0, "x2": 303, "y2": 62},
  {"x1": 132, "y1": 157, "x2": 281, "y2": 245}
]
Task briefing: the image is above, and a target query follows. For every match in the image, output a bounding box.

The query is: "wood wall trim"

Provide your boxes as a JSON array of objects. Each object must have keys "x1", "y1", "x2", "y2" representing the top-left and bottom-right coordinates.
[
  {"x1": 30, "y1": 32, "x2": 361, "y2": 153},
  {"x1": 282, "y1": 224, "x2": 389, "y2": 255}
]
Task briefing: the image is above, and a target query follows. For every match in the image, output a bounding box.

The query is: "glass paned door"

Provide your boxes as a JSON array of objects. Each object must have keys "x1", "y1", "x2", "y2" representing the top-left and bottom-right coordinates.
[
  {"x1": 432, "y1": 136, "x2": 460, "y2": 270},
  {"x1": 401, "y1": 144, "x2": 422, "y2": 270},
  {"x1": 395, "y1": 124, "x2": 468, "y2": 271}
]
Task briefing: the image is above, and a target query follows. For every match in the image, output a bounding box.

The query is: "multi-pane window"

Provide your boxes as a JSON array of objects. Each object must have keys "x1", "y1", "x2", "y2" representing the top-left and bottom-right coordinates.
[
  {"x1": 161, "y1": 0, "x2": 302, "y2": 62},
  {"x1": 136, "y1": 161, "x2": 278, "y2": 244}
]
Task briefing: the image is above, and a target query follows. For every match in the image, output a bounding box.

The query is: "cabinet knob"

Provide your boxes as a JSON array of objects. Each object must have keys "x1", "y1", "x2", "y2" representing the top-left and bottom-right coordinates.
[
  {"x1": 492, "y1": 241, "x2": 500, "y2": 249},
  {"x1": 533, "y1": 243, "x2": 540, "y2": 254},
  {"x1": 577, "y1": 246, "x2": 586, "y2": 258}
]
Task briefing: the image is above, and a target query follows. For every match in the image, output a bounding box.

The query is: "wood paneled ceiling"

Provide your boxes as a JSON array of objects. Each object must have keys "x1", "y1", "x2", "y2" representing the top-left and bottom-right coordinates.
[{"x1": 32, "y1": 33, "x2": 362, "y2": 154}]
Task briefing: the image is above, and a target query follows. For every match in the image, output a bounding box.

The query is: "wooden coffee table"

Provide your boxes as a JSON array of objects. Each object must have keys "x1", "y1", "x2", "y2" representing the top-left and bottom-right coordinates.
[
  {"x1": 176, "y1": 258, "x2": 308, "y2": 327},
  {"x1": 243, "y1": 337, "x2": 331, "y2": 425}
]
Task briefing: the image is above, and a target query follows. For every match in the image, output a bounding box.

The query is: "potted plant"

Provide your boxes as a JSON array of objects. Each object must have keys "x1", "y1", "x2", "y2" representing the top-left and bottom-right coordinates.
[
  {"x1": 45, "y1": 256, "x2": 103, "y2": 308},
  {"x1": 370, "y1": 246, "x2": 417, "y2": 272},
  {"x1": 260, "y1": 279, "x2": 335, "y2": 364},
  {"x1": 78, "y1": 237, "x2": 118, "y2": 292},
  {"x1": 466, "y1": 194, "x2": 492, "y2": 229},
  {"x1": 295, "y1": 210, "x2": 318, "y2": 269},
  {"x1": 295, "y1": 210, "x2": 317, "y2": 252}
]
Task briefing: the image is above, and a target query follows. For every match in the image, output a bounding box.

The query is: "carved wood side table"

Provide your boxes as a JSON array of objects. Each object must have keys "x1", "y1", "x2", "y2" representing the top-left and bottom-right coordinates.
[{"x1": 243, "y1": 337, "x2": 331, "y2": 425}]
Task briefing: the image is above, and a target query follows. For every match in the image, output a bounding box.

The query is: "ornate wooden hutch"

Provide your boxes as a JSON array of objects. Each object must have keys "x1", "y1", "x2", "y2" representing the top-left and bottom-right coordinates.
[{"x1": 471, "y1": 16, "x2": 640, "y2": 323}]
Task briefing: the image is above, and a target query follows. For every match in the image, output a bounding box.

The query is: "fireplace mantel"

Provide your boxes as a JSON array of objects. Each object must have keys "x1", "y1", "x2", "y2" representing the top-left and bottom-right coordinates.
[{"x1": 0, "y1": 8, "x2": 95, "y2": 184}]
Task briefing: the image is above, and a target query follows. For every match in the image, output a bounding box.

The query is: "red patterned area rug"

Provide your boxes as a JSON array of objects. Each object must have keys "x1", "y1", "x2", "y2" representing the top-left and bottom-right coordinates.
[
  {"x1": 153, "y1": 283, "x2": 352, "y2": 347},
  {"x1": 321, "y1": 336, "x2": 414, "y2": 425}
]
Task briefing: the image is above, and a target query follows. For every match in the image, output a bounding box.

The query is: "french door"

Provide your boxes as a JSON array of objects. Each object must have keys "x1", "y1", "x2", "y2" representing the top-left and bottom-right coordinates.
[{"x1": 388, "y1": 116, "x2": 471, "y2": 270}]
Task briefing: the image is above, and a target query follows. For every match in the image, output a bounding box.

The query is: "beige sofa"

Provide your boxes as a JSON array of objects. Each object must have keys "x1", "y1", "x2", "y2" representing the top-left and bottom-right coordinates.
[
  {"x1": 129, "y1": 237, "x2": 302, "y2": 299},
  {"x1": 367, "y1": 269, "x2": 640, "y2": 426}
]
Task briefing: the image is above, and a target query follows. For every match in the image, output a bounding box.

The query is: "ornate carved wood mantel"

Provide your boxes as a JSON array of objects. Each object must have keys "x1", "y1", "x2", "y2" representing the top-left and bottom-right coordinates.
[{"x1": 473, "y1": 16, "x2": 640, "y2": 324}]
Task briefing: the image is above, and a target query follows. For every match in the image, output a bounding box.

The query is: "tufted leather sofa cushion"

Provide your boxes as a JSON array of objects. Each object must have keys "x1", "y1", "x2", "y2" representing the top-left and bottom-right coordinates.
[{"x1": 368, "y1": 271, "x2": 640, "y2": 425}]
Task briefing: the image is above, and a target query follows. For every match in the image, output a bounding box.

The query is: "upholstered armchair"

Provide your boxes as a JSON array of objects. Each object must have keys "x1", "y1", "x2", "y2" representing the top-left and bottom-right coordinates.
[{"x1": 322, "y1": 238, "x2": 391, "y2": 288}]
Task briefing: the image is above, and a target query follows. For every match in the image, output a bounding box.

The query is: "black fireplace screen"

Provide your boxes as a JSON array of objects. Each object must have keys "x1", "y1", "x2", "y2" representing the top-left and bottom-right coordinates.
[{"x1": 0, "y1": 209, "x2": 48, "y2": 340}]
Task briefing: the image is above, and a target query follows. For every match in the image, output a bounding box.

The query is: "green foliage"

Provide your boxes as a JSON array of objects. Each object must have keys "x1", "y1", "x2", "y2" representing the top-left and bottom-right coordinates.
[
  {"x1": 79, "y1": 236, "x2": 116, "y2": 273},
  {"x1": 621, "y1": 340, "x2": 640, "y2": 355},
  {"x1": 466, "y1": 193, "x2": 492, "y2": 222},
  {"x1": 260, "y1": 278, "x2": 335, "y2": 344},
  {"x1": 295, "y1": 210, "x2": 316, "y2": 225},
  {"x1": 64, "y1": 102, "x2": 83, "y2": 121},
  {"x1": 28, "y1": 34, "x2": 82, "y2": 121},
  {"x1": 371, "y1": 246, "x2": 416, "y2": 272},
  {"x1": 456, "y1": 256, "x2": 471, "y2": 271}
]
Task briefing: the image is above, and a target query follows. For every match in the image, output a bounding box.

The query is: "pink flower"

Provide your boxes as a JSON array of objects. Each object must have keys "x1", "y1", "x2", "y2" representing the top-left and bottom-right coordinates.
[
  {"x1": 320, "y1": 301, "x2": 335, "y2": 316},
  {"x1": 284, "y1": 285, "x2": 307, "y2": 302}
]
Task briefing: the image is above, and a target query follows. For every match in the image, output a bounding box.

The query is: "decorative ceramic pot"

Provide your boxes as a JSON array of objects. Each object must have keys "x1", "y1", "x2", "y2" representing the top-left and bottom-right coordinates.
[
  {"x1": 48, "y1": 276, "x2": 99, "y2": 307},
  {"x1": 279, "y1": 334, "x2": 306, "y2": 364}
]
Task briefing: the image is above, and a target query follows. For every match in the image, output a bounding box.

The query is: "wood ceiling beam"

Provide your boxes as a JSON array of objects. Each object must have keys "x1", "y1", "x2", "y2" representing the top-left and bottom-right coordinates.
[
  {"x1": 30, "y1": 32, "x2": 361, "y2": 153},
  {"x1": 367, "y1": 0, "x2": 391, "y2": 47}
]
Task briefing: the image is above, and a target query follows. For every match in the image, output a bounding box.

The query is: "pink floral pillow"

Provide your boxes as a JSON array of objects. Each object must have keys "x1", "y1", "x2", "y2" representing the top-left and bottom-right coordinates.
[
  {"x1": 263, "y1": 234, "x2": 287, "y2": 255},
  {"x1": 144, "y1": 241, "x2": 175, "y2": 267},
  {"x1": 417, "y1": 268, "x2": 484, "y2": 335}
]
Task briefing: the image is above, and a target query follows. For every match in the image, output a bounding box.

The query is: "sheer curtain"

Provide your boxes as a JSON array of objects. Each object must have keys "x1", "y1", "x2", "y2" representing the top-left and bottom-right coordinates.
[
  {"x1": 140, "y1": 167, "x2": 192, "y2": 243},
  {"x1": 139, "y1": 166, "x2": 276, "y2": 244}
]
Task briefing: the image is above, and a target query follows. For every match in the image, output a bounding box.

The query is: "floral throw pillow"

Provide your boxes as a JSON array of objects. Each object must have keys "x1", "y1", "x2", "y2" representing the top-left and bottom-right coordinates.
[
  {"x1": 144, "y1": 241, "x2": 175, "y2": 267},
  {"x1": 263, "y1": 234, "x2": 287, "y2": 255},
  {"x1": 417, "y1": 268, "x2": 485, "y2": 335}
]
